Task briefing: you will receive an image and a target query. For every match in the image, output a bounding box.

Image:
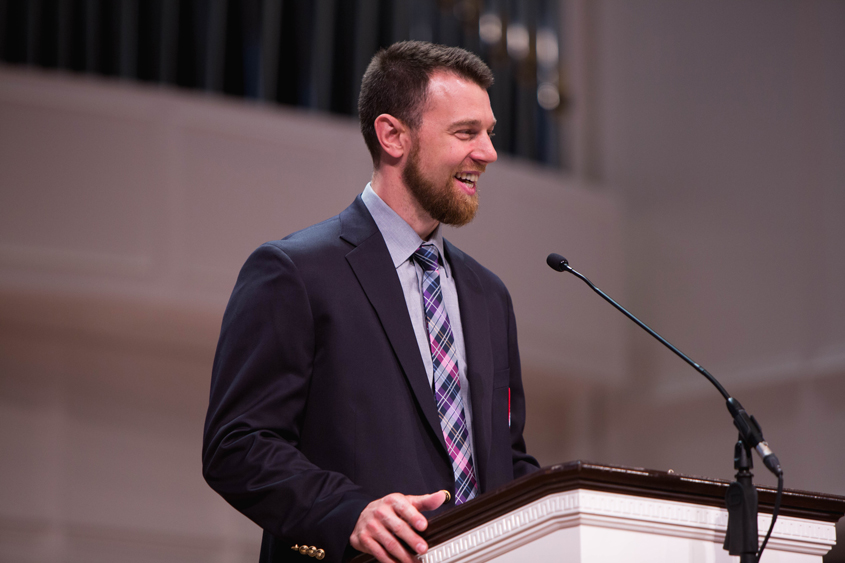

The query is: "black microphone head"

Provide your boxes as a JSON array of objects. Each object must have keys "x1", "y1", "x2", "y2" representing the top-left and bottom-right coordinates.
[{"x1": 547, "y1": 253, "x2": 569, "y2": 272}]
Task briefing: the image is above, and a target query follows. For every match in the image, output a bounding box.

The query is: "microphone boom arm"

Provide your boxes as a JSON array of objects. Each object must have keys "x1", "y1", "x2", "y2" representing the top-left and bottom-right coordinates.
[{"x1": 545, "y1": 253, "x2": 782, "y2": 477}]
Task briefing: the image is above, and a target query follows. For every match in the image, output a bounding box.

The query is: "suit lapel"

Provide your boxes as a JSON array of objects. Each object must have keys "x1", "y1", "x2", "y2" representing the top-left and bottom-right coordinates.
[
  {"x1": 445, "y1": 240, "x2": 494, "y2": 493},
  {"x1": 340, "y1": 198, "x2": 449, "y2": 457}
]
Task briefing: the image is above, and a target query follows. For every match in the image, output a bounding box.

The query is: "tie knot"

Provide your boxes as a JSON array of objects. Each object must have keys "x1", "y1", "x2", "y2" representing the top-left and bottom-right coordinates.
[{"x1": 413, "y1": 244, "x2": 440, "y2": 272}]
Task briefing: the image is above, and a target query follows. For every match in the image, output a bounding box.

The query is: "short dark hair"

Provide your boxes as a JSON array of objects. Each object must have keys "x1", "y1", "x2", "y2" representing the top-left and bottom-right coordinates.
[{"x1": 358, "y1": 41, "x2": 494, "y2": 165}]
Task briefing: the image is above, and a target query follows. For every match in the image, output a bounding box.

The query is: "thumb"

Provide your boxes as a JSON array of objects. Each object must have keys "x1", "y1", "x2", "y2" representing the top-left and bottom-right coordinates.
[{"x1": 410, "y1": 490, "x2": 450, "y2": 512}]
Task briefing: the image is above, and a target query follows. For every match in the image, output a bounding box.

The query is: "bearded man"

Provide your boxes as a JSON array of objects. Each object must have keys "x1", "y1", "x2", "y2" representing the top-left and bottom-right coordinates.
[{"x1": 202, "y1": 41, "x2": 539, "y2": 563}]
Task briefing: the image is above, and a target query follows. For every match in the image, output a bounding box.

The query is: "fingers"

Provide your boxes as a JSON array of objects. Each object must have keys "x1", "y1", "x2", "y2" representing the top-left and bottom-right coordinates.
[
  {"x1": 350, "y1": 493, "x2": 430, "y2": 563},
  {"x1": 358, "y1": 523, "x2": 415, "y2": 563},
  {"x1": 408, "y1": 490, "x2": 449, "y2": 514},
  {"x1": 349, "y1": 490, "x2": 450, "y2": 563}
]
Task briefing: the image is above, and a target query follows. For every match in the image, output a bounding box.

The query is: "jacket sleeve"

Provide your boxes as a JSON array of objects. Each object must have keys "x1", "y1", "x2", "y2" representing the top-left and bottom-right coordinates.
[{"x1": 202, "y1": 243, "x2": 372, "y2": 563}]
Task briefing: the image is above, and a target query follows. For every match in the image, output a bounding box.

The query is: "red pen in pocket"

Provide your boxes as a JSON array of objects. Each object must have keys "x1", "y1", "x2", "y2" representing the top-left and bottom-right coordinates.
[{"x1": 508, "y1": 388, "x2": 511, "y2": 427}]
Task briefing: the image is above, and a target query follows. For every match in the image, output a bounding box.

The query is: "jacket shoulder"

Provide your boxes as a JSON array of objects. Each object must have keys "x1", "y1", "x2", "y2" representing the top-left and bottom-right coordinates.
[
  {"x1": 277, "y1": 214, "x2": 343, "y2": 252},
  {"x1": 258, "y1": 196, "x2": 378, "y2": 264}
]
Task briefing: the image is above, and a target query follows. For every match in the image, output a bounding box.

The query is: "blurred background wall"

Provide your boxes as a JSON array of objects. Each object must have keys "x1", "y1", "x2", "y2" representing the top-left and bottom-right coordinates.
[{"x1": 1, "y1": 1, "x2": 844, "y2": 561}]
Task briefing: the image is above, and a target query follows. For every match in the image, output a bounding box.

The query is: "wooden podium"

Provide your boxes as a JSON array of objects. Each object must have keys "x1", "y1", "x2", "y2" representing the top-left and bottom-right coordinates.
[{"x1": 353, "y1": 461, "x2": 845, "y2": 563}]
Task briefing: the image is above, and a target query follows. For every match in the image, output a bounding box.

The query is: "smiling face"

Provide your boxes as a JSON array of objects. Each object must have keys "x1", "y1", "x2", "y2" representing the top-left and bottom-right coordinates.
[{"x1": 401, "y1": 71, "x2": 498, "y2": 227}]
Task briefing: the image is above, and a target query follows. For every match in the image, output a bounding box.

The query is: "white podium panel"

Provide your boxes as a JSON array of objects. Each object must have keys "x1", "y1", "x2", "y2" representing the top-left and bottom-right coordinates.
[{"x1": 420, "y1": 490, "x2": 835, "y2": 563}]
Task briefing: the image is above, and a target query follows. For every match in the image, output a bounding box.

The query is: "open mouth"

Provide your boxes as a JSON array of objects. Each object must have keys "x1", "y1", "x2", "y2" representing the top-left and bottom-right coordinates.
[{"x1": 455, "y1": 172, "x2": 479, "y2": 192}]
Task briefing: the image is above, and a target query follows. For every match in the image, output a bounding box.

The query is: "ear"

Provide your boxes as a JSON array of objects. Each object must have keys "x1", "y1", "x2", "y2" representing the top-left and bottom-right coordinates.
[{"x1": 374, "y1": 114, "x2": 409, "y2": 160}]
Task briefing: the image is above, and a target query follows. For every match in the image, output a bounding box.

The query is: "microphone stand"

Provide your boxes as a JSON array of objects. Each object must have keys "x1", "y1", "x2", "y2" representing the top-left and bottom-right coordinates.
[
  {"x1": 546, "y1": 253, "x2": 783, "y2": 562},
  {"x1": 724, "y1": 437, "x2": 759, "y2": 561}
]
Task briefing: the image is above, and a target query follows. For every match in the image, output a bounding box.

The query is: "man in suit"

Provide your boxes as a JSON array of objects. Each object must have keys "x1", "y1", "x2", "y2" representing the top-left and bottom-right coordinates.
[{"x1": 202, "y1": 41, "x2": 539, "y2": 563}]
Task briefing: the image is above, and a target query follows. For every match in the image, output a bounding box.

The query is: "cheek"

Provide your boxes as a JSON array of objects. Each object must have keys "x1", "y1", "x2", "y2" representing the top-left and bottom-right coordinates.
[
  {"x1": 420, "y1": 141, "x2": 465, "y2": 174},
  {"x1": 444, "y1": 145, "x2": 468, "y2": 167}
]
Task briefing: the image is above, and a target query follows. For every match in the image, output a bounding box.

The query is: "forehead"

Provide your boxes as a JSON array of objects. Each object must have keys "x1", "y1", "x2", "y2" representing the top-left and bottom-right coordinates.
[{"x1": 420, "y1": 71, "x2": 495, "y2": 127}]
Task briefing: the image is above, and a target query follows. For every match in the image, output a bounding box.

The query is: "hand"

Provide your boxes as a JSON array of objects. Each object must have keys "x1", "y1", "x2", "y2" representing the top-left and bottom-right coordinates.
[{"x1": 349, "y1": 490, "x2": 449, "y2": 563}]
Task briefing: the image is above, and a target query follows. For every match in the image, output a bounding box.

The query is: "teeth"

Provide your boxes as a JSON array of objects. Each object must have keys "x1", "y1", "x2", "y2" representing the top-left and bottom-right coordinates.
[{"x1": 456, "y1": 173, "x2": 479, "y2": 183}]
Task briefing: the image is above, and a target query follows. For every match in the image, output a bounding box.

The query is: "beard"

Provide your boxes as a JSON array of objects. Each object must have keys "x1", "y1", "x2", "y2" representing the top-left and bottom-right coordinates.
[{"x1": 402, "y1": 145, "x2": 479, "y2": 227}]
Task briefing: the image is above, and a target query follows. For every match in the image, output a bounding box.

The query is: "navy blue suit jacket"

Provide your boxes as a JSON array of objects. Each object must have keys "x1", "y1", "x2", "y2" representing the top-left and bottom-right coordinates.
[{"x1": 202, "y1": 196, "x2": 538, "y2": 563}]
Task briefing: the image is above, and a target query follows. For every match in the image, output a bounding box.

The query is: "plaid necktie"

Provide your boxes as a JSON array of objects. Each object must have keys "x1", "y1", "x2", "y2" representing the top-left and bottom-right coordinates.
[{"x1": 413, "y1": 244, "x2": 478, "y2": 504}]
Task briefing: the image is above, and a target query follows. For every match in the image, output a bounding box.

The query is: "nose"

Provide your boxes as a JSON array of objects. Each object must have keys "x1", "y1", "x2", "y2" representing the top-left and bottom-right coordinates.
[{"x1": 474, "y1": 132, "x2": 498, "y2": 164}]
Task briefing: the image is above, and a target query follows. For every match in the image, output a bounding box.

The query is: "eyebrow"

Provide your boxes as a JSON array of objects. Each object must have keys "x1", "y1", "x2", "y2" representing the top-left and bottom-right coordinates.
[{"x1": 450, "y1": 118, "x2": 497, "y2": 130}]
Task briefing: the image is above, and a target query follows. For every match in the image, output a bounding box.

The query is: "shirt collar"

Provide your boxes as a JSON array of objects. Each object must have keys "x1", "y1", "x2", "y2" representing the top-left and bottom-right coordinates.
[{"x1": 361, "y1": 183, "x2": 450, "y2": 277}]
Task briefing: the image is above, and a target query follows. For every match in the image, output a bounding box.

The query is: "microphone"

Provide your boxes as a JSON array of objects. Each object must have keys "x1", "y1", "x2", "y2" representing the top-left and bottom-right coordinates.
[
  {"x1": 546, "y1": 253, "x2": 569, "y2": 272},
  {"x1": 546, "y1": 253, "x2": 782, "y2": 477}
]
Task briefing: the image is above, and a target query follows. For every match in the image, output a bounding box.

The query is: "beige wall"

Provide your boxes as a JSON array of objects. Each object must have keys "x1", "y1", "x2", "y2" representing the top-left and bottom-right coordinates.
[
  {"x1": 1, "y1": 1, "x2": 844, "y2": 559},
  {"x1": 584, "y1": 0, "x2": 845, "y2": 491},
  {"x1": 576, "y1": 1, "x2": 845, "y2": 558}
]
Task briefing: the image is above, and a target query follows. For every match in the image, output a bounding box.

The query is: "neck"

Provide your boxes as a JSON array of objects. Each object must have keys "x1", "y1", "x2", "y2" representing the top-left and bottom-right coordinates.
[{"x1": 371, "y1": 169, "x2": 439, "y2": 240}]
